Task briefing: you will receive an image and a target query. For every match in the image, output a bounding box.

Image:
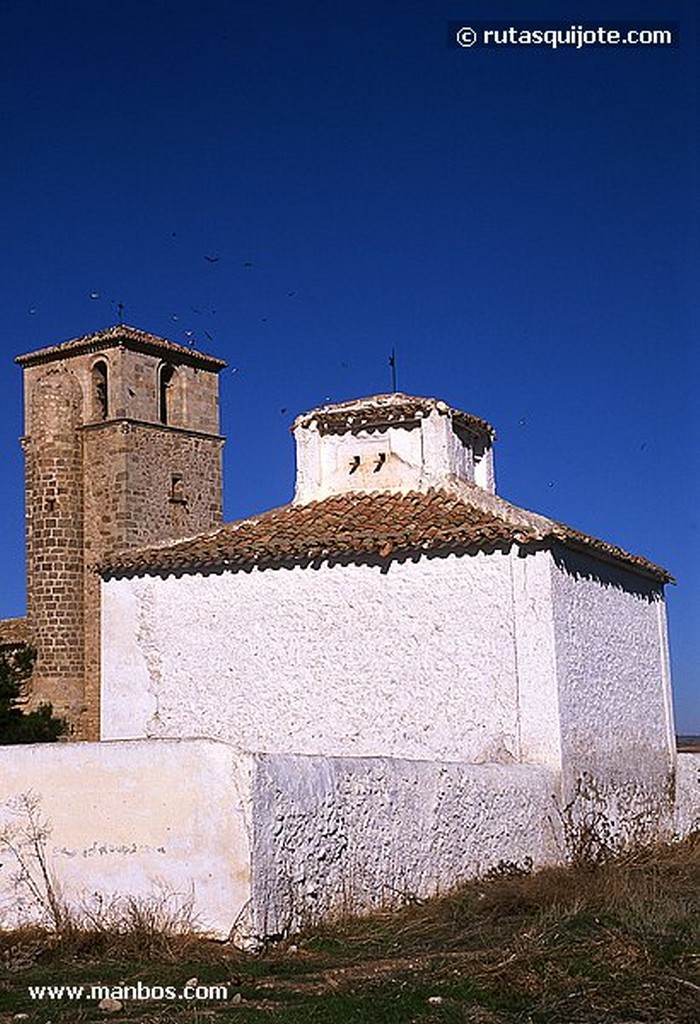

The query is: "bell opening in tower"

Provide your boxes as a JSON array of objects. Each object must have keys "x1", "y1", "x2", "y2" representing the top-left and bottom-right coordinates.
[{"x1": 92, "y1": 360, "x2": 108, "y2": 420}]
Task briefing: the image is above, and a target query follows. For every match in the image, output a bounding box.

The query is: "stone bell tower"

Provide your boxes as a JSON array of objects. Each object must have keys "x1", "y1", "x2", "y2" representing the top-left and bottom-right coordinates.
[{"x1": 16, "y1": 325, "x2": 226, "y2": 739}]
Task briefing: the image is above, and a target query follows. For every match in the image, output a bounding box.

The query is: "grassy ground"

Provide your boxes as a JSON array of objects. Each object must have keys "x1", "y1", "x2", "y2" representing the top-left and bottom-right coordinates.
[{"x1": 0, "y1": 836, "x2": 697, "y2": 1023}]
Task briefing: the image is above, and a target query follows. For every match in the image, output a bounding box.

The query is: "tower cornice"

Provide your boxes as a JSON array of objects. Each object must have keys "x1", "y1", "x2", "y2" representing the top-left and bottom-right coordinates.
[
  {"x1": 80, "y1": 418, "x2": 225, "y2": 442},
  {"x1": 15, "y1": 324, "x2": 227, "y2": 373},
  {"x1": 293, "y1": 393, "x2": 495, "y2": 440}
]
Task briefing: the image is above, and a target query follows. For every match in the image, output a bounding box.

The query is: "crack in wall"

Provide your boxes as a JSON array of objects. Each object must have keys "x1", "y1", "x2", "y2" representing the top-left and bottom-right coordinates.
[{"x1": 134, "y1": 581, "x2": 165, "y2": 736}]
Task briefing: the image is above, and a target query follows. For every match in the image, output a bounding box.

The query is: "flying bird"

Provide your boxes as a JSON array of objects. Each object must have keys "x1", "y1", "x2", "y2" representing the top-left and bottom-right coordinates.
[{"x1": 204, "y1": 254, "x2": 220, "y2": 263}]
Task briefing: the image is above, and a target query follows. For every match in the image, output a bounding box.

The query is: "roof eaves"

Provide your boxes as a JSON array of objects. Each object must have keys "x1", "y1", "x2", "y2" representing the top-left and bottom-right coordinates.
[
  {"x1": 293, "y1": 394, "x2": 495, "y2": 440},
  {"x1": 15, "y1": 324, "x2": 227, "y2": 371},
  {"x1": 547, "y1": 526, "x2": 673, "y2": 585},
  {"x1": 96, "y1": 489, "x2": 673, "y2": 587}
]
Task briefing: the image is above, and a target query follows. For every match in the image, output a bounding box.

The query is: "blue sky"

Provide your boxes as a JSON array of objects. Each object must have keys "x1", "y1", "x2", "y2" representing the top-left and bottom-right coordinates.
[{"x1": 1, "y1": 1, "x2": 697, "y2": 730}]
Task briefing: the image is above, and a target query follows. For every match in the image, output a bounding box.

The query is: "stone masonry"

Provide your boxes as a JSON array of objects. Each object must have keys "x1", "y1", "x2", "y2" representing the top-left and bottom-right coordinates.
[{"x1": 15, "y1": 325, "x2": 226, "y2": 739}]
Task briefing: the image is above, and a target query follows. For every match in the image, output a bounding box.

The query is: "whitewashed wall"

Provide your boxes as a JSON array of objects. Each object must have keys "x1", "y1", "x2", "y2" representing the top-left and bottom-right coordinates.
[
  {"x1": 1, "y1": 738, "x2": 694, "y2": 943},
  {"x1": 0, "y1": 737, "x2": 556, "y2": 942},
  {"x1": 101, "y1": 544, "x2": 674, "y2": 785},
  {"x1": 100, "y1": 539, "x2": 679, "y2": 855},
  {"x1": 247, "y1": 754, "x2": 560, "y2": 937},
  {"x1": 293, "y1": 409, "x2": 495, "y2": 503},
  {"x1": 674, "y1": 754, "x2": 700, "y2": 837},
  {"x1": 102, "y1": 549, "x2": 562, "y2": 764},
  {"x1": 550, "y1": 548, "x2": 676, "y2": 833},
  {"x1": 0, "y1": 737, "x2": 561, "y2": 942},
  {"x1": 0, "y1": 739, "x2": 251, "y2": 935}
]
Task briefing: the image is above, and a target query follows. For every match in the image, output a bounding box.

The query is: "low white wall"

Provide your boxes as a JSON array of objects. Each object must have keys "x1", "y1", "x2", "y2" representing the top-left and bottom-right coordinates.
[
  {"x1": 2, "y1": 739, "x2": 693, "y2": 944},
  {"x1": 0, "y1": 738, "x2": 562, "y2": 942},
  {"x1": 675, "y1": 754, "x2": 699, "y2": 837},
  {"x1": 246, "y1": 754, "x2": 561, "y2": 938},
  {"x1": 0, "y1": 739, "x2": 251, "y2": 936}
]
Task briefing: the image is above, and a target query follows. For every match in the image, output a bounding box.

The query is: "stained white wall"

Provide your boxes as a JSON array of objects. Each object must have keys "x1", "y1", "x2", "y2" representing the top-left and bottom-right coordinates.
[
  {"x1": 102, "y1": 550, "x2": 529, "y2": 763},
  {"x1": 0, "y1": 737, "x2": 562, "y2": 943},
  {"x1": 0, "y1": 739, "x2": 251, "y2": 935},
  {"x1": 293, "y1": 408, "x2": 495, "y2": 503},
  {"x1": 674, "y1": 754, "x2": 700, "y2": 837},
  {"x1": 1, "y1": 738, "x2": 694, "y2": 943},
  {"x1": 550, "y1": 548, "x2": 676, "y2": 831}
]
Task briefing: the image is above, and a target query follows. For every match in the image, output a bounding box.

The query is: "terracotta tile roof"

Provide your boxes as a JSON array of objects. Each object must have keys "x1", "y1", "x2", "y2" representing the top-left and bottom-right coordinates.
[
  {"x1": 293, "y1": 393, "x2": 495, "y2": 439},
  {"x1": 98, "y1": 489, "x2": 672, "y2": 583},
  {"x1": 546, "y1": 522, "x2": 673, "y2": 584},
  {"x1": 0, "y1": 617, "x2": 31, "y2": 649},
  {"x1": 15, "y1": 324, "x2": 227, "y2": 371}
]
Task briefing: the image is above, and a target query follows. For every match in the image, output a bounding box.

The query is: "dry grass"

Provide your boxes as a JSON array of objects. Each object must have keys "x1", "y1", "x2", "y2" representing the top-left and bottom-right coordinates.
[{"x1": 0, "y1": 834, "x2": 697, "y2": 1022}]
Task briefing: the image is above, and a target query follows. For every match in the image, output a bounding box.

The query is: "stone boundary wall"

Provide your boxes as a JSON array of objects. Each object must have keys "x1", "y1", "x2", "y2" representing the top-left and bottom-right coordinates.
[
  {"x1": 247, "y1": 755, "x2": 561, "y2": 938},
  {"x1": 675, "y1": 753, "x2": 700, "y2": 837},
  {"x1": 0, "y1": 740, "x2": 696, "y2": 942},
  {"x1": 0, "y1": 739, "x2": 251, "y2": 936}
]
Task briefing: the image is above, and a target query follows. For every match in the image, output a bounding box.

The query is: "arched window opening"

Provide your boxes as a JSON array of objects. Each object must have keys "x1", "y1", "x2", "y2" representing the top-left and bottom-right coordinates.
[
  {"x1": 92, "y1": 360, "x2": 108, "y2": 420},
  {"x1": 159, "y1": 364, "x2": 176, "y2": 425}
]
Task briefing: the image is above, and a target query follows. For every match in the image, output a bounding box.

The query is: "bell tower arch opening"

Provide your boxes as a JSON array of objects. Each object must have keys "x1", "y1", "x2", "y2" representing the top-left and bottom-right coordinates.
[
  {"x1": 158, "y1": 362, "x2": 178, "y2": 425},
  {"x1": 91, "y1": 358, "x2": 109, "y2": 421}
]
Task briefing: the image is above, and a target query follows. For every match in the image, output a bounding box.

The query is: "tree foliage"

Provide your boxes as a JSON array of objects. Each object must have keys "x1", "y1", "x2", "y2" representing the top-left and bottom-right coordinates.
[{"x1": 0, "y1": 645, "x2": 67, "y2": 744}]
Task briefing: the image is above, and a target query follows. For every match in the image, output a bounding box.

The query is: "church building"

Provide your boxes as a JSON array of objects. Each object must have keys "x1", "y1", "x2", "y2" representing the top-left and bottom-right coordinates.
[
  {"x1": 101, "y1": 387, "x2": 675, "y2": 789},
  {"x1": 0, "y1": 324, "x2": 694, "y2": 940}
]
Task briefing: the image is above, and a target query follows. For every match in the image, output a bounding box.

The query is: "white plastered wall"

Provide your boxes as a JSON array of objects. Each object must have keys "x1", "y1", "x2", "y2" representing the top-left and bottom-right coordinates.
[
  {"x1": 549, "y1": 547, "x2": 676, "y2": 835},
  {"x1": 102, "y1": 549, "x2": 560, "y2": 764},
  {"x1": 293, "y1": 409, "x2": 495, "y2": 503},
  {"x1": 247, "y1": 754, "x2": 560, "y2": 937},
  {"x1": 509, "y1": 548, "x2": 562, "y2": 767},
  {"x1": 0, "y1": 739, "x2": 251, "y2": 935},
  {"x1": 0, "y1": 738, "x2": 563, "y2": 942},
  {"x1": 674, "y1": 754, "x2": 700, "y2": 837},
  {"x1": 1, "y1": 733, "x2": 692, "y2": 942}
]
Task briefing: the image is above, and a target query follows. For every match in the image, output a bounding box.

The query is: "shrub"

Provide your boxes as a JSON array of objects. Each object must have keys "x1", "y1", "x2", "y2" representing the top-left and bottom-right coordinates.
[{"x1": 0, "y1": 646, "x2": 67, "y2": 744}]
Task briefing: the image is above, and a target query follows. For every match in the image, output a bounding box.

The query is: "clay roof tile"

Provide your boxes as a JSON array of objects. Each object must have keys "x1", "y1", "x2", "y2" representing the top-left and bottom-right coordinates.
[{"x1": 97, "y1": 488, "x2": 671, "y2": 584}]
